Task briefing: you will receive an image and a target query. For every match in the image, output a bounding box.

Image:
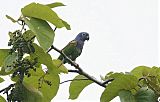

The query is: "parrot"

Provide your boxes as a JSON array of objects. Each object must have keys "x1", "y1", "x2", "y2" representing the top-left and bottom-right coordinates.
[{"x1": 58, "y1": 32, "x2": 89, "y2": 65}]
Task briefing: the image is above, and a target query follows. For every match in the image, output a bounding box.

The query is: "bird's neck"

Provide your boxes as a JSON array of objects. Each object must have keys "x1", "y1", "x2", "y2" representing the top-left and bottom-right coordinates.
[{"x1": 76, "y1": 40, "x2": 84, "y2": 50}]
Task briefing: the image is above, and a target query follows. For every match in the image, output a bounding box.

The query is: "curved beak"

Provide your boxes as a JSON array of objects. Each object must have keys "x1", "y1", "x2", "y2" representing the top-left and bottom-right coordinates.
[{"x1": 86, "y1": 35, "x2": 89, "y2": 41}]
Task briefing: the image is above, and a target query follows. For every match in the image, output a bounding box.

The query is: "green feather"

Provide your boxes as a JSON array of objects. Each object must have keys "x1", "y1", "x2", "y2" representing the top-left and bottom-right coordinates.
[{"x1": 58, "y1": 40, "x2": 81, "y2": 63}]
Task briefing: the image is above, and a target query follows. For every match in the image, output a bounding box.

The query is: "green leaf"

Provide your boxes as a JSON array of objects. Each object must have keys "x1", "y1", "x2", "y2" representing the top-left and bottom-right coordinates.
[
  {"x1": 53, "y1": 59, "x2": 68, "y2": 74},
  {"x1": 23, "y1": 30, "x2": 35, "y2": 42},
  {"x1": 22, "y1": 84, "x2": 43, "y2": 102},
  {"x1": 6, "y1": 15, "x2": 17, "y2": 23},
  {"x1": 0, "y1": 77, "x2": 4, "y2": 83},
  {"x1": 69, "y1": 75, "x2": 93, "y2": 99},
  {"x1": 100, "y1": 74, "x2": 138, "y2": 102},
  {"x1": 24, "y1": 66, "x2": 60, "y2": 102},
  {"x1": 135, "y1": 87, "x2": 156, "y2": 102},
  {"x1": 131, "y1": 66, "x2": 160, "y2": 95},
  {"x1": 8, "y1": 32, "x2": 14, "y2": 40},
  {"x1": 0, "y1": 96, "x2": 6, "y2": 102},
  {"x1": 131, "y1": 66, "x2": 151, "y2": 78},
  {"x1": 61, "y1": 20, "x2": 71, "y2": 30},
  {"x1": 0, "y1": 49, "x2": 10, "y2": 67},
  {"x1": 46, "y1": 2, "x2": 66, "y2": 8},
  {"x1": 24, "y1": 18, "x2": 55, "y2": 51},
  {"x1": 146, "y1": 66, "x2": 160, "y2": 77},
  {"x1": 131, "y1": 66, "x2": 157, "y2": 80},
  {"x1": 0, "y1": 52, "x2": 17, "y2": 75},
  {"x1": 39, "y1": 73, "x2": 59, "y2": 102},
  {"x1": 21, "y1": 2, "x2": 64, "y2": 28},
  {"x1": 119, "y1": 88, "x2": 156, "y2": 102},
  {"x1": 105, "y1": 71, "x2": 114, "y2": 78},
  {"x1": 119, "y1": 90, "x2": 136, "y2": 102},
  {"x1": 30, "y1": 43, "x2": 58, "y2": 74},
  {"x1": 11, "y1": 75, "x2": 19, "y2": 82},
  {"x1": 107, "y1": 72, "x2": 124, "y2": 79}
]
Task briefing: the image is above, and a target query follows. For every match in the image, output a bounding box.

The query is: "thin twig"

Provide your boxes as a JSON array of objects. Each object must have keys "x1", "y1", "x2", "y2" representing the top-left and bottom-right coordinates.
[
  {"x1": 60, "y1": 79, "x2": 89, "y2": 84},
  {"x1": 68, "y1": 69, "x2": 80, "y2": 73},
  {"x1": 51, "y1": 45, "x2": 114, "y2": 88},
  {"x1": 53, "y1": 27, "x2": 57, "y2": 32},
  {"x1": 0, "y1": 84, "x2": 15, "y2": 93},
  {"x1": 102, "y1": 78, "x2": 114, "y2": 85},
  {"x1": 47, "y1": 45, "x2": 54, "y2": 53},
  {"x1": 20, "y1": 20, "x2": 25, "y2": 32}
]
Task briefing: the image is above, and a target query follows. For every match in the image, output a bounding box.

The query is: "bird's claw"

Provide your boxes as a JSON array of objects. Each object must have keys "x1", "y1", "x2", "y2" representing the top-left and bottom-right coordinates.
[
  {"x1": 70, "y1": 61, "x2": 79, "y2": 67},
  {"x1": 75, "y1": 63, "x2": 79, "y2": 67}
]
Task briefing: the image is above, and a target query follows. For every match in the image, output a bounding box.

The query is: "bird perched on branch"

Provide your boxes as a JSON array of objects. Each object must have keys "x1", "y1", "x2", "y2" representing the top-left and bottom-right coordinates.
[{"x1": 58, "y1": 32, "x2": 89, "y2": 64}]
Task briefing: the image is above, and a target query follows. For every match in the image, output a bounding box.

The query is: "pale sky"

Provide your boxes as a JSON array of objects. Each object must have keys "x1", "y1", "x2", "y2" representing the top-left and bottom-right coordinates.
[{"x1": 0, "y1": 0, "x2": 158, "y2": 102}]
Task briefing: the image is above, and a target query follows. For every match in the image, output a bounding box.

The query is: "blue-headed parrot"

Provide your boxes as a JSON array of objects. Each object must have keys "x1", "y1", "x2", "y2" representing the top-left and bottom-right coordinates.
[{"x1": 58, "y1": 32, "x2": 89, "y2": 64}]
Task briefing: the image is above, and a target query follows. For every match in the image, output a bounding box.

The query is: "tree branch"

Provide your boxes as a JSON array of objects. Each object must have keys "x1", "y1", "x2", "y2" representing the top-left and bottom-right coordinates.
[
  {"x1": 51, "y1": 45, "x2": 114, "y2": 88},
  {"x1": 60, "y1": 79, "x2": 89, "y2": 84}
]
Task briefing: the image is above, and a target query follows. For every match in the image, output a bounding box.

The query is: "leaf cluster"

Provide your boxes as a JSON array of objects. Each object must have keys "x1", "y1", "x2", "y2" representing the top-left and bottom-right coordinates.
[{"x1": 0, "y1": 2, "x2": 68, "y2": 102}]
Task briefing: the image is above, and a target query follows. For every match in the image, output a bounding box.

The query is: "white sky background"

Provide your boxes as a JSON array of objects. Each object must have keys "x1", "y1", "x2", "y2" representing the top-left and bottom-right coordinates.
[{"x1": 0, "y1": 0, "x2": 158, "y2": 102}]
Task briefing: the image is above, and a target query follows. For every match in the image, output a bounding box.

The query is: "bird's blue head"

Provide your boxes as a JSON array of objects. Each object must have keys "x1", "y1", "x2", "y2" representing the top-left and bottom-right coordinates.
[{"x1": 75, "y1": 32, "x2": 89, "y2": 42}]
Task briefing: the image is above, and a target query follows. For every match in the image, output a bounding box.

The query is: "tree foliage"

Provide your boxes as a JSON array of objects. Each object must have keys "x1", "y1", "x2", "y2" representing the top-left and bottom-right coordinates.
[{"x1": 0, "y1": 2, "x2": 159, "y2": 102}]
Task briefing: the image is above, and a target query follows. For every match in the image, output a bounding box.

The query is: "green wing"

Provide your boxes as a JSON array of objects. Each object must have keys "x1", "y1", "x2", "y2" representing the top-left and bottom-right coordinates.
[{"x1": 58, "y1": 40, "x2": 79, "y2": 63}]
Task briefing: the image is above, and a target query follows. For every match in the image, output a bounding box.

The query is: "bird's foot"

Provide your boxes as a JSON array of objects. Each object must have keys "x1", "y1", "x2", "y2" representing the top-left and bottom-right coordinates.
[
  {"x1": 71, "y1": 61, "x2": 79, "y2": 67},
  {"x1": 75, "y1": 63, "x2": 79, "y2": 67}
]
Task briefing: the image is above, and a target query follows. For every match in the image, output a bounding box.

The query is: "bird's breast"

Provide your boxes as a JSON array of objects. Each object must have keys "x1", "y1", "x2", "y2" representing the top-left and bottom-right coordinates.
[{"x1": 76, "y1": 41, "x2": 84, "y2": 51}]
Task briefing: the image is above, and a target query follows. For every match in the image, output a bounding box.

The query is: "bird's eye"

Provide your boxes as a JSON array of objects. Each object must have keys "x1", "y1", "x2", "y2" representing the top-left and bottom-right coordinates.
[{"x1": 82, "y1": 33, "x2": 86, "y2": 36}]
